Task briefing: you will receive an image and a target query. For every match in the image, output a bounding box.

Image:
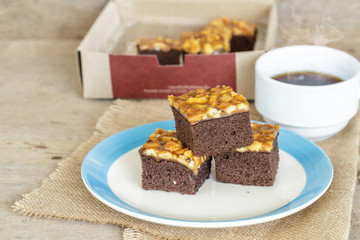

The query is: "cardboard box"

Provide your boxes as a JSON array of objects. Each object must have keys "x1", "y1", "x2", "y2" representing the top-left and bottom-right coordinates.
[{"x1": 77, "y1": 0, "x2": 278, "y2": 99}]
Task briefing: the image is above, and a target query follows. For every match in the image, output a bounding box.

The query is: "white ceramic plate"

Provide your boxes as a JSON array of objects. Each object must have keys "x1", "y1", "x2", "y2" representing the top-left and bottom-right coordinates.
[{"x1": 81, "y1": 120, "x2": 333, "y2": 228}]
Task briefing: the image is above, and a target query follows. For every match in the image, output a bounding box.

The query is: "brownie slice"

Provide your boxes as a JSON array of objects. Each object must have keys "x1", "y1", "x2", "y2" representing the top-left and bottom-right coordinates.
[
  {"x1": 181, "y1": 27, "x2": 231, "y2": 56},
  {"x1": 214, "y1": 122, "x2": 280, "y2": 186},
  {"x1": 168, "y1": 86, "x2": 253, "y2": 156},
  {"x1": 137, "y1": 37, "x2": 181, "y2": 65},
  {"x1": 139, "y1": 128, "x2": 211, "y2": 195},
  {"x1": 207, "y1": 17, "x2": 257, "y2": 52}
]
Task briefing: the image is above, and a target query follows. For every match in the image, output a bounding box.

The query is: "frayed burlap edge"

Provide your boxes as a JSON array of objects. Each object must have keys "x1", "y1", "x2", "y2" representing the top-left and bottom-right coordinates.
[{"x1": 13, "y1": 99, "x2": 360, "y2": 240}]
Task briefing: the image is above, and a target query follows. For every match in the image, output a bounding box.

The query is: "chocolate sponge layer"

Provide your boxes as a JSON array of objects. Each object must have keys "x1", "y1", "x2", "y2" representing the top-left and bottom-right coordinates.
[
  {"x1": 171, "y1": 106, "x2": 253, "y2": 156},
  {"x1": 137, "y1": 47, "x2": 181, "y2": 65},
  {"x1": 230, "y1": 31, "x2": 257, "y2": 53},
  {"x1": 214, "y1": 136, "x2": 279, "y2": 186},
  {"x1": 140, "y1": 155, "x2": 211, "y2": 195}
]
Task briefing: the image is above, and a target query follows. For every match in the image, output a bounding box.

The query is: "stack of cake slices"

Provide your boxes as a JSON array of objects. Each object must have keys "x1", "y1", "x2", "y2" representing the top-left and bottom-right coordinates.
[{"x1": 139, "y1": 86, "x2": 280, "y2": 195}]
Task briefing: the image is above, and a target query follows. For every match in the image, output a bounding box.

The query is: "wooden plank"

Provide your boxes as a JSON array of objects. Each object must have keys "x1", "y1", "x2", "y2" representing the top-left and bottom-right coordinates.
[{"x1": 0, "y1": 40, "x2": 121, "y2": 239}]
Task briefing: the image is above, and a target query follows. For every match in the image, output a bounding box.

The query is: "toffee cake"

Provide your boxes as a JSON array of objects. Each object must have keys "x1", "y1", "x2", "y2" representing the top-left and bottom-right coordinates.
[
  {"x1": 208, "y1": 17, "x2": 257, "y2": 52},
  {"x1": 168, "y1": 86, "x2": 253, "y2": 156},
  {"x1": 214, "y1": 122, "x2": 280, "y2": 186},
  {"x1": 139, "y1": 128, "x2": 211, "y2": 195},
  {"x1": 181, "y1": 17, "x2": 256, "y2": 56},
  {"x1": 136, "y1": 18, "x2": 256, "y2": 63},
  {"x1": 181, "y1": 26, "x2": 232, "y2": 55},
  {"x1": 136, "y1": 37, "x2": 181, "y2": 65}
]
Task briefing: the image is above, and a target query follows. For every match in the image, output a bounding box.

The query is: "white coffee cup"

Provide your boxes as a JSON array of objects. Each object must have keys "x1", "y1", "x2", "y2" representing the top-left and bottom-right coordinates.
[{"x1": 255, "y1": 45, "x2": 360, "y2": 141}]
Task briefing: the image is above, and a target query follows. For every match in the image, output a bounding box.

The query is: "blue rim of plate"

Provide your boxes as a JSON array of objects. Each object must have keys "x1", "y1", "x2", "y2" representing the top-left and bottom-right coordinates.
[{"x1": 81, "y1": 120, "x2": 333, "y2": 228}]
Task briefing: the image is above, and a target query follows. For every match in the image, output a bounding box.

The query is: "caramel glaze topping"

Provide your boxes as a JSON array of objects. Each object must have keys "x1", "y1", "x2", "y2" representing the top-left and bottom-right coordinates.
[
  {"x1": 137, "y1": 37, "x2": 182, "y2": 52},
  {"x1": 181, "y1": 26, "x2": 232, "y2": 54},
  {"x1": 236, "y1": 122, "x2": 280, "y2": 153},
  {"x1": 181, "y1": 17, "x2": 256, "y2": 54},
  {"x1": 139, "y1": 128, "x2": 209, "y2": 175},
  {"x1": 209, "y1": 17, "x2": 256, "y2": 37},
  {"x1": 168, "y1": 86, "x2": 249, "y2": 124}
]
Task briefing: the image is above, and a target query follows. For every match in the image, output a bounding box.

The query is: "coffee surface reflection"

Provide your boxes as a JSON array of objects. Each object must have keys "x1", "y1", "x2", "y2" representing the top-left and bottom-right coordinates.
[{"x1": 272, "y1": 71, "x2": 343, "y2": 86}]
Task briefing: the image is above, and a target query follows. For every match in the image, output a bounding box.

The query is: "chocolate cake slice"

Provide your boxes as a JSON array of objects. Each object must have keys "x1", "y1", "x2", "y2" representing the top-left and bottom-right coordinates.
[
  {"x1": 207, "y1": 17, "x2": 257, "y2": 52},
  {"x1": 139, "y1": 128, "x2": 211, "y2": 195},
  {"x1": 137, "y1": 37, "x2": 181, "y2": 65},
  {"x1": 214, "y1": 122, "x2": 280, "y2": 186},
  {"x1": 180, "y1": 17, "x2": 256, "y2": 57},
  {"x1": 181, "y1": 26, "x2": 232, "y2": 56},
  {"x1": 168, "y1": 86, "x2": 253, "y2": 156}
]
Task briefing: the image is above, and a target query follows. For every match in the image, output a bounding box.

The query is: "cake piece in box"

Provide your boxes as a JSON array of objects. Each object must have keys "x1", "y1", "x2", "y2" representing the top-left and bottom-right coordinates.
[
  {"x1": 214, "y1": 122, "x2": 280, "y2": 186},
  {"x1": 181, "y1": 26, "x2": 232, "y2": 55},
  {"x1": 180, "y1": 17, "x2": 257, "y2": 57},
  {"x1": 208, "y1": 17, "x2": 257, "y2": 52},
  {"x1": 137, "y1": 37, "x2": 182, "y2": 65},
  {"x1": 139, "y1": 128, "x2": 211, "y2": 195},
  {"x1": 168, "y1": 86, "x2": 253, "y2": 156}
]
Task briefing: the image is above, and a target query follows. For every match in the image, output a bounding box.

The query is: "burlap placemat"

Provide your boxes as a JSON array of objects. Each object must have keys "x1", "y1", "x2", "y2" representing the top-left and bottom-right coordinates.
[{"x1": 13, "y1": 99, "x2": 359, "y2": 239}]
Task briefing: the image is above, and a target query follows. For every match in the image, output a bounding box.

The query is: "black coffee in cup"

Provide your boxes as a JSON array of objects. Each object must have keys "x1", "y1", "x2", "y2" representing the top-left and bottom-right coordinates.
[{"x1": 272, "y1": 71, "x2": 343, "y2": 86}]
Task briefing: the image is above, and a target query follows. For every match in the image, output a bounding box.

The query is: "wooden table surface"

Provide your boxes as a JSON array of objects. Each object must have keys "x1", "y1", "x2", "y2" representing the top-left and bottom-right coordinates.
[{"x1": 1, "y1": 0, "x2": 359, "y2": 239}]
